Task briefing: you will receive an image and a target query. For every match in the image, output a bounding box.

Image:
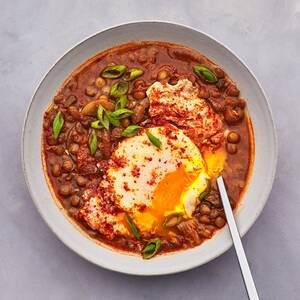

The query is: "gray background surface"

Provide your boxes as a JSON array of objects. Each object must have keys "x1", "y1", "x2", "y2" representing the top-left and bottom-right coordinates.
[{"x1": 1, "y1": 0, "x2": 299, "y2": 299}]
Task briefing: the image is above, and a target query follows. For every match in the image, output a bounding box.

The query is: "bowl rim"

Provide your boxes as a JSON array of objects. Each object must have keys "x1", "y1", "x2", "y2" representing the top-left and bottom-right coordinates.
[{"x1": 22, "y1": 20, "x2": 278, "y2": 275}]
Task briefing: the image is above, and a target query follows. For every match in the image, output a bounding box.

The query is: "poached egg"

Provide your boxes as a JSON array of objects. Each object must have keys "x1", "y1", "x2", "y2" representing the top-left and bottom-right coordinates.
[
  {"x1": 81, "y1": 79, "x2": 226, "y2": 239},
  {"x1": 106, "y1": 126, "x2": 220, "y2": 234},
  {"x1": 147, "y1": 78, "x2": 224, "y2": 149}
]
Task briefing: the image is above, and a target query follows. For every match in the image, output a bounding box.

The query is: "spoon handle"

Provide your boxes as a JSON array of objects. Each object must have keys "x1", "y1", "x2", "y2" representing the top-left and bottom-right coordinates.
[{"x1": 217, "y1": 176, "x2": 259, "y2": 300}]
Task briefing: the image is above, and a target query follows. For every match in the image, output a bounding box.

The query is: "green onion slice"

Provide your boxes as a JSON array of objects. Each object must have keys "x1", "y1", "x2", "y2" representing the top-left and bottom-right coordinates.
[
  {"x1": 115, "y1": 95, "x2": 127, "y2": 110},
  {"x1": 52, "y1": 111, "x2": 64, "y2": 140},
  {"x1": 101, "y1": 65, "x2": 127, "y2": 79},
  {"x1": 106, "y1": 112, "x2": 120, "y2": 127},
  {"x1": 90, "y1": 120, "x2": 103, "y2": 129},
  {"x1": 109, "y1": 80, "x2": 129, "y2": 99},
  {"x1": 199, "y1": 180, "x2": 211, "y2": 201},
  {"x1": 110, "y1": 108, "x2": 133, "y2": 119},
  {"x1": 121, "y1": 125, "x2": 142, "y2": 137},
  {"x1": 162, "y1": 212, "x2": 183, "y2": 228},
  {"x1": 89, "y1": 130, "x2": 97, "y2": 155},
  {"x1": 123, "y1": 68, "x2": 144, "y2": 81},
  {"x1": 97, "y1": 105, "x2": 110, "y2": 130},
  {"x1": 193, "y1": 65, "x2": 218, "y2": 83},
  {"x1": 146, "y1": 130, "x2": 162, "y2": 149},
  {"x1": 142, "y1": 238, "x2": 161, "y2": 259},
  {"x1": 125, "y1": 213, "x2": 141, "y2": 240}
]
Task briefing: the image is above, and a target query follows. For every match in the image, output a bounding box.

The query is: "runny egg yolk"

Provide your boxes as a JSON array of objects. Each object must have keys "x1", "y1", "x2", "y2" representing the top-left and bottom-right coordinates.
[
  {"x1": 133, "y1": 149, "x2": 226, "y2": 235},
  {"x1": 203, "y1": 148, "x2": 226, "y2": 177},
  {"x1": 134, "y1": 163, "x2": 204, "y2": 234},
  {"x1": 152, "y1": 164, "x2": 198, "y2": 213}
]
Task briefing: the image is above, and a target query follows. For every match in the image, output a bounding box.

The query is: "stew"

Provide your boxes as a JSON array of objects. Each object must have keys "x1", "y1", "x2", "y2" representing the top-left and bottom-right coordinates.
[{"x1": 42, "y1": 41, "x2": 254, "y2": 258}]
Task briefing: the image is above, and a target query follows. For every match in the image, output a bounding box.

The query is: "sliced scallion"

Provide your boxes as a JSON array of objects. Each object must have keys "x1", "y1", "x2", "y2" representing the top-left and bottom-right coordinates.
[
  {"x1": 89, "y1": 130, "x2": 97, "y2": 155},
  {"x1": 125, "y1": 213, "x2": 141, "y2": 240},
  {"x1": 146, "y1": 131, "x2": 162, "y2": 149},
  {"x1": 121, "y1": 125, "x2": 142, "y2": 137},
  {"x1": 52, "y1": 111, "x2": 64, "y2": 140},
  {"x1": 142, "y1": 238, "x2": 161, "y2": 259}
]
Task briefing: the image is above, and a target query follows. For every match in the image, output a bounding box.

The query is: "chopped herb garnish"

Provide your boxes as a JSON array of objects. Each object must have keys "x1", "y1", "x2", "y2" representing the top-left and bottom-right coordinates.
[
  {"x1": 110, "y1": 108, "x2": 133, "y2": 119},
  {"x1": 193, "y1": 65, "x2": 218, "y2": 83},
  {"x1": 96, "y1": 105, "x2": 110, "y2": 130},
  {"x1": 115, "y1": 95, "x2": 127, "y2": 110},
  {"x1": 162, "y1": 212, "x2": 183, "y2": 228},
  {"x1": 52, "y1": 110, "x2": 64, "y2": 140},
  {"x1": 90, "y1": 120, "x2": 103, "y2": 129},
  {"x1": 142, "y1": 238, "x2": 161, "y2": 259},
  {"x1": 146, "y1": 131, "x2": 162, "y2": 149},
  {"x1": 123, "y1": 68, "x2": 144, "y2": 81},
  {"x1": 88, "y1": 129, "x2": 98, "y2": 155},
  {"x1": 125, "y1": 213, "x2": 141, "y2": 240},
  {"x1": 101, "y1": 65, "x2": 127, "y2": 79},
  {"x1": 199, "y1": 180, "x2": 211, "y2": 201},
  {"x1": 106, "y1": 111, "x2": 120, "y2": 127},
  {"x1": 109, "y1": 80, "x2": 129, "y2": 99},
  {"x1": 121, "y1": 125, "x2": 142, "y2": 137}
]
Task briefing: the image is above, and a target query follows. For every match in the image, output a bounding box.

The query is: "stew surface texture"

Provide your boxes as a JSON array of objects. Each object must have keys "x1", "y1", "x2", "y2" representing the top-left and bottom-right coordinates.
[{"x1": 42, "y1": 41, "x2": 254, "y2": 259}]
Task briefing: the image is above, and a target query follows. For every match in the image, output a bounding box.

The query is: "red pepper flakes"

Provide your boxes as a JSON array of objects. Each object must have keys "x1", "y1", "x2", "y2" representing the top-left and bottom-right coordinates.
[
  {"x1": 147, "y1": 170, "x2": 157, "y2": 186},
  {"x1": 131, "y1": 165, "x2": 140, "y2": 177},
  {"x1": 139, "y1": 204, "x2": 147, "y2": 212},
  {"x1": 123, "y1": 182, "x2": 130, "y2": 191},
  {"x1": 110, "y1": 154, "x2": 127, "y2": 169}
]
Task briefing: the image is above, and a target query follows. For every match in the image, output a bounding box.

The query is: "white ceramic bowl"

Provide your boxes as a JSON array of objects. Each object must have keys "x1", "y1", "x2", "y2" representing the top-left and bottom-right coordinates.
[{"x1": 22, "y1": 21, "x2": 277, "y2": 275}]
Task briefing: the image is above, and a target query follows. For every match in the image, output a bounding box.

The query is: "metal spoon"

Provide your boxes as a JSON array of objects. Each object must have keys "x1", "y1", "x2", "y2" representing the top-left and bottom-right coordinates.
[{"x1": 216, "y1": 176, "x2": 260, "y2": 300}]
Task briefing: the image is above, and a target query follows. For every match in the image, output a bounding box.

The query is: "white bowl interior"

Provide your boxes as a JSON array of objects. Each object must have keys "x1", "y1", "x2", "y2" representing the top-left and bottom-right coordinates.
[{"x1": 22, "y1": 21, "x2": 277, "y2": 275}]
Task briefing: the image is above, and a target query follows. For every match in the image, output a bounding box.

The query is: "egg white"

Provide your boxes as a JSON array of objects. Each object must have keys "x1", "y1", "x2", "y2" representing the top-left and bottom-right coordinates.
[{"x1": 107, "y1": 126, "x2": 209, "y2": 219}]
